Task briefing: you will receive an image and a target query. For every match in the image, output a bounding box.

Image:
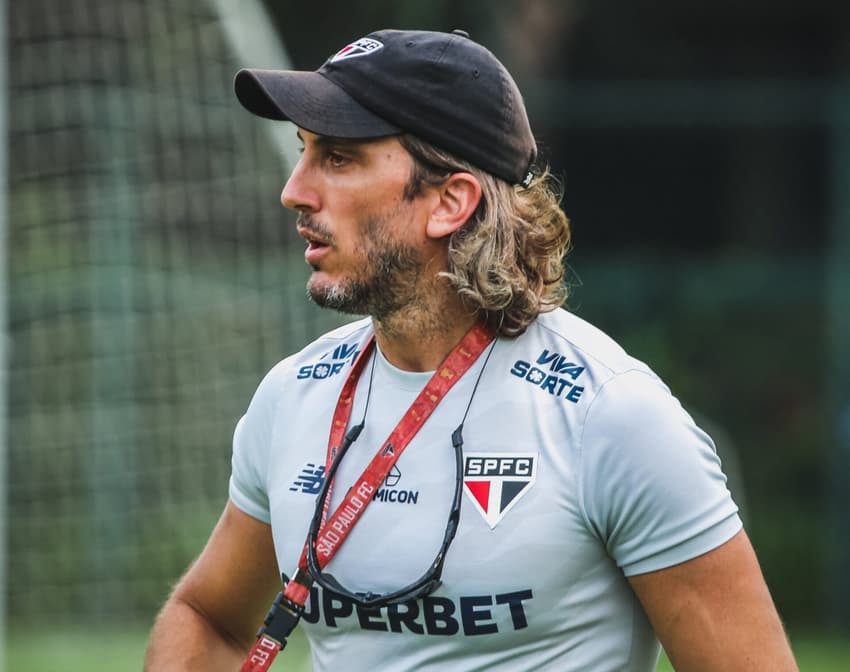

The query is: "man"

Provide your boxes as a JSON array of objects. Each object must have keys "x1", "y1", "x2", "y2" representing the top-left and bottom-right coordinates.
[{"x1": 145, "y1": 29, "x2": 797, "y2": 671}]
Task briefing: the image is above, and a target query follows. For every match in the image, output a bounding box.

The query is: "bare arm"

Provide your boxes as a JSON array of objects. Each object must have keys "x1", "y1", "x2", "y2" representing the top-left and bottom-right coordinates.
[
  {"x1": 144, "y1": 501, "x2": 282, "y2": 671},
  {"x1": 628, "y1": 529, "x2": 797, "y2": 671}
]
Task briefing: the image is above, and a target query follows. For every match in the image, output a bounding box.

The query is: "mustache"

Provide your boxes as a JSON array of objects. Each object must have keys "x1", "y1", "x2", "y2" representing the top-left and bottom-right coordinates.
[{"x1": 296, "y1": 213, "x2": 333, "y2": 240}]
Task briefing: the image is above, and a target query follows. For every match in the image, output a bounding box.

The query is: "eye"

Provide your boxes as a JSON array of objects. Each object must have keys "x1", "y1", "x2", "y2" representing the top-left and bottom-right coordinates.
[{"x1": 326, "y1": 151, "x2": 351, "y2": 168}]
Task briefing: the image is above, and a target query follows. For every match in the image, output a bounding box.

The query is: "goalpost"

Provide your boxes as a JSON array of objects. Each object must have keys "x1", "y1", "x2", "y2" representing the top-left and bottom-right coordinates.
[
  {"x1": 1, "y1": 0, "x2": 9, "y2": 667},
  {"x1": 208, "y1": 0, "x2": 300, "y2": 167},
  {"x1": 4, "y1": 0, "x2": 344, "y2": 639}
]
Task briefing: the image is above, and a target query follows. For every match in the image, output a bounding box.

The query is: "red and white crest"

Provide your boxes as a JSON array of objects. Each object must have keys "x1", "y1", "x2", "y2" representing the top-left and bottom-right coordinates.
[
  {"x1": 330, "y1": 38, "x2": 384, "y2": 63},
  {"x1": 463, "y1": 453, "x2": 538, "y2": 528}
]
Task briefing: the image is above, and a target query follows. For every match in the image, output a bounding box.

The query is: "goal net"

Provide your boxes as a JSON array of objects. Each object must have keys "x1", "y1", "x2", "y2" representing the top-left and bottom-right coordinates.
[{"x1": 6, "y1": 0, "x2": 342, "y2": 625}]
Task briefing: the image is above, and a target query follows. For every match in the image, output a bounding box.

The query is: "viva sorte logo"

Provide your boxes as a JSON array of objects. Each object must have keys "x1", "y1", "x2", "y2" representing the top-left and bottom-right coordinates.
[
  {"x1": 297, "y1": 341, "x2": 360, "y2": 380},
  {"x1": 510, "y1": 349, "x2": 585, "y2": 403}
]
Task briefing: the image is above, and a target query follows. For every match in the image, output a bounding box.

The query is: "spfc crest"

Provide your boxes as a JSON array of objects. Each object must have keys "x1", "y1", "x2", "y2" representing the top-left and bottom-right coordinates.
[
  {"x1": 463, "y1": 453, "x2": 537, "y2": 528},
  {"x1": 330, "y1": 38, "x2": 384, "y2": 63}
]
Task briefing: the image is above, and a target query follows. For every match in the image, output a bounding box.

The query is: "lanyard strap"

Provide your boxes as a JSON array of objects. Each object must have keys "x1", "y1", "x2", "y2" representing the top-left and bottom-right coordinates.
[
  {"x1": 310, "y1": 331, "x2": 379, "y2": 540},
  {"x1": 240, "y1": 321, "x2": 493, "y2": 672},
  {"x1": 292, "y1": 320, "x2": 493, "y2": 602}
]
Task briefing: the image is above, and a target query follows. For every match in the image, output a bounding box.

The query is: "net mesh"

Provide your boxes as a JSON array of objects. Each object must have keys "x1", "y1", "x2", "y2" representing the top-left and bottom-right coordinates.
[{"x1": 7, "y1": 0, "x2": 342, "y2": 624}]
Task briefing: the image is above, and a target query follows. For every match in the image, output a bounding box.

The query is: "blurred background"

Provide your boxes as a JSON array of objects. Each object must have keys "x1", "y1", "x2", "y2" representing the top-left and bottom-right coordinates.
[{"x1": 3, "y1": 0, "x2": 850, "y2": 669}]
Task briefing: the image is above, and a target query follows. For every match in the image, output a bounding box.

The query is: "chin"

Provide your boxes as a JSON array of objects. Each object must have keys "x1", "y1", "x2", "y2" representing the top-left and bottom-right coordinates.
[
  {"x1": 306, "y1": 273, "x2": 336, "y2": 297},
  {"x1": 308, "y1": 277, "x2": 353, "y2": 309}
]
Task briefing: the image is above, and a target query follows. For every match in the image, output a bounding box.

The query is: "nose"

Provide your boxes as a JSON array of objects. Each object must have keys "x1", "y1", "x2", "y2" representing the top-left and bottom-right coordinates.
[{"x1": 281, "y1": 157, "x2": 320, "y2": 212}]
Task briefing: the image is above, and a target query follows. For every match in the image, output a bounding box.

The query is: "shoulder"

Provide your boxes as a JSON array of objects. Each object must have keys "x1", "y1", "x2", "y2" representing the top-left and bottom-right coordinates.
[
  {"x1": 245, "y1": 318, "x2": 372, "y2": 406},
  {"x1": 532, "y1": 308, "x2": 656, "y2": 379},
  {"x1": 514, "y1": 311, "x2": 739, "y2": 573},
  {"x1": 257, "y1": 317, "x2": 373, "y2": 390},
  {"x1": 504, "y1": 309, "x2": 662, "y2": 408},
  {"x1": 526, "y1": 309, "x2": 696, "y2": 460},
  {"x1": 285, "y1": 316, "x2": 373, "y2": 366}
]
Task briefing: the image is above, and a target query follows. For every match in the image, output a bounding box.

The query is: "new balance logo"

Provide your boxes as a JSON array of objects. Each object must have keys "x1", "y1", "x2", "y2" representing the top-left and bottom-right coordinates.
[{"x1": 290, "y1": 463, "x2": 325, "y2": 494}]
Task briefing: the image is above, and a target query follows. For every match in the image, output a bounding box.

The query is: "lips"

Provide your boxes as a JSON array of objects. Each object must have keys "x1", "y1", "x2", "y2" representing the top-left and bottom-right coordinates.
[
  {"x1": 297, "y1": 225, "x2": 332, "y2": 264},
  {"x1": 297, "y1": 225, "x2": 329, "y2": 246}
]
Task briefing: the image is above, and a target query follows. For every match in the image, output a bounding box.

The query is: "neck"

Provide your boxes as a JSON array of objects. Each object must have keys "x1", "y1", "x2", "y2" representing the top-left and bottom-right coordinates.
[{"x1": 372, "y1": 294, "x2": 479, "y2": 372}]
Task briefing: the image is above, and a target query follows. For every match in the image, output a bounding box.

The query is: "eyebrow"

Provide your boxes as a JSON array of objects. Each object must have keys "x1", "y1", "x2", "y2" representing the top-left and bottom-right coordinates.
[
  {"x1": 295, "y1": 130, "x2": 384, "y2": 150},
  {"x1": 295, "y1": 130, "x2": 347, "y2": 145}
]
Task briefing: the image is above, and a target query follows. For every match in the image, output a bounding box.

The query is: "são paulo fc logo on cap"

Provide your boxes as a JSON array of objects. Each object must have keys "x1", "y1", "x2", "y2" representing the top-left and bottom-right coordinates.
[
  {"x1": 463, "y1": 453, "x2": 537, "y2": 528},
  {"x1": 330, "y1": 37, "x2": 384, "y2": 63}
]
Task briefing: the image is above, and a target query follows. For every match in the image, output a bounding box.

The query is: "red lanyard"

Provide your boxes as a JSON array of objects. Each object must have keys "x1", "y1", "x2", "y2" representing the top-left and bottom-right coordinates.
[
  {"x1": 240, "y1": 321, "x2": 493, "y2": 671},
  {"x1": 294, "y1": 320, "x2": 492, "y2": 600}
]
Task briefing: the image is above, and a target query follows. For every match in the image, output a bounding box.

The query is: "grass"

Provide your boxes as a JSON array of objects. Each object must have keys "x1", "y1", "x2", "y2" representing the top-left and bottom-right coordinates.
[
  {"x1": 6, "y1": 626, "x2": 312, "y2": 672},
  {"x1": 654, "y1": 632, "x2": 850, "y2": 671},
  {"x1": 7, "y1": 626, "x2": 850, "y2": 671}
]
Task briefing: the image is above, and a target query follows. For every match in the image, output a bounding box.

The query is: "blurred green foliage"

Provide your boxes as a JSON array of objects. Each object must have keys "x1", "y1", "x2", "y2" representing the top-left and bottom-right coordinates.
[
  {"x1": 6, "y1": 0, "x2": 849, "y2": 642},
  {"x1": 570, "y1": 255, "x2": 833, "y2": 628},
  {"x1": 8, "y1": 628, "x2": 850, "y2": 671}
]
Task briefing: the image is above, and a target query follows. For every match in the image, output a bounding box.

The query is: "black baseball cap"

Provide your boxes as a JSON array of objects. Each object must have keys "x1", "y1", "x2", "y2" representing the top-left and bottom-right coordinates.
[{"x1": 234, "y1": 29, "x2": 537, "y2": 187}]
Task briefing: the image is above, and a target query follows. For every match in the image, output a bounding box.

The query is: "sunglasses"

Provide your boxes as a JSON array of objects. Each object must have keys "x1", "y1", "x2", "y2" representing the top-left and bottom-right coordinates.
[{"x1": 305, "y1": 421, "x2": 466, "y2": 609}]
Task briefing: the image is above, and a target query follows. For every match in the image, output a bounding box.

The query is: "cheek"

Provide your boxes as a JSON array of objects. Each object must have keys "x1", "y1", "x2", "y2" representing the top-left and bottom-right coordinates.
[{"x1": 325, "y1": 173, "x2": 421, "y2": 246}]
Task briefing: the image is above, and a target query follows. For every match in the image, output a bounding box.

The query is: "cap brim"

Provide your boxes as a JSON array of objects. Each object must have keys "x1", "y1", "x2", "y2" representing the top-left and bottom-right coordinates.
[{"x1": 234, "y1": 69, "x2": 400, "y2": 138}]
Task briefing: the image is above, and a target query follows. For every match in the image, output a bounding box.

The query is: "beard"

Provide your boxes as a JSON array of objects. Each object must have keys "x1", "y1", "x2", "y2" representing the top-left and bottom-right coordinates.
[{"x1": 301, "y1": 211, "x2": 425, "y2": 321}]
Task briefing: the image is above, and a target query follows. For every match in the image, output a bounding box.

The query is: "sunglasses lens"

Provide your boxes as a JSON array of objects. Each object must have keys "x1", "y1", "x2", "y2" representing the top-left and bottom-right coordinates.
[{"x1": 308, "y1": 434, "x2": 464, "y2": 610}]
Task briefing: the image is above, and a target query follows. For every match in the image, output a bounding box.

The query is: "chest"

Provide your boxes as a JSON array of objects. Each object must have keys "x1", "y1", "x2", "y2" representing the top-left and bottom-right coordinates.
[{"x1": 265, "y1": 355, "x2": 608, "y2": 637}]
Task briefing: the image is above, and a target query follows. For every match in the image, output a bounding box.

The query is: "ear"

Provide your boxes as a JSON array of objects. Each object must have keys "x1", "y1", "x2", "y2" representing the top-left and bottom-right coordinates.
[{"x1": 425, "y1": 172, "x2": 482, "y2": 240}]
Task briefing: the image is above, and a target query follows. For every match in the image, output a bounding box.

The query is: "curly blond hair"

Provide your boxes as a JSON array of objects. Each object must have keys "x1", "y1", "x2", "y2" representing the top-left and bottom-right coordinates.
[{"x1": 400, "y1": 134, "x2": 571, "y2": 337}]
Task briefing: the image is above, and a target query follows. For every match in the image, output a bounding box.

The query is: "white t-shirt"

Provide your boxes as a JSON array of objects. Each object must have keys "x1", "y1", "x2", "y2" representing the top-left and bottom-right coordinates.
[{"x1": 230, "y1": 308, "x2": 741, "y2": 671}]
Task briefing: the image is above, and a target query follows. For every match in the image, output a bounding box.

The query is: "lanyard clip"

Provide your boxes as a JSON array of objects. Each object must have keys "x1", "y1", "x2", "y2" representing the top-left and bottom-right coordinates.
[
  {"x1": 256, "y1": 570, "x2": 312, "y2": 644},
  {"x1": 255, "y1": 589, "x2": 303, "y2": 646},
  {"x1": 241, "y1": 571, "x2": 311, "y2": 672}
]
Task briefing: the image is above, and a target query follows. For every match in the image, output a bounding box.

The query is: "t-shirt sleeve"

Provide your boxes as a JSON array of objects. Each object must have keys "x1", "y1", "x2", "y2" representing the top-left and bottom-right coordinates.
[
  {"x1": 228, "y1": 364, "x2": 285, "y2": 524},
  {"x1": 579, "y1": 369, "x2": 742, "y2": 576}
]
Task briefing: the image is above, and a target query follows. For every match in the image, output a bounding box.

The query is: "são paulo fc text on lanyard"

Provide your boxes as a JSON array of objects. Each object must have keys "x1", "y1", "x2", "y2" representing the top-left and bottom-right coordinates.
[{"x1": 240, "y1": 322, "x2": 495, "y2": 671}]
